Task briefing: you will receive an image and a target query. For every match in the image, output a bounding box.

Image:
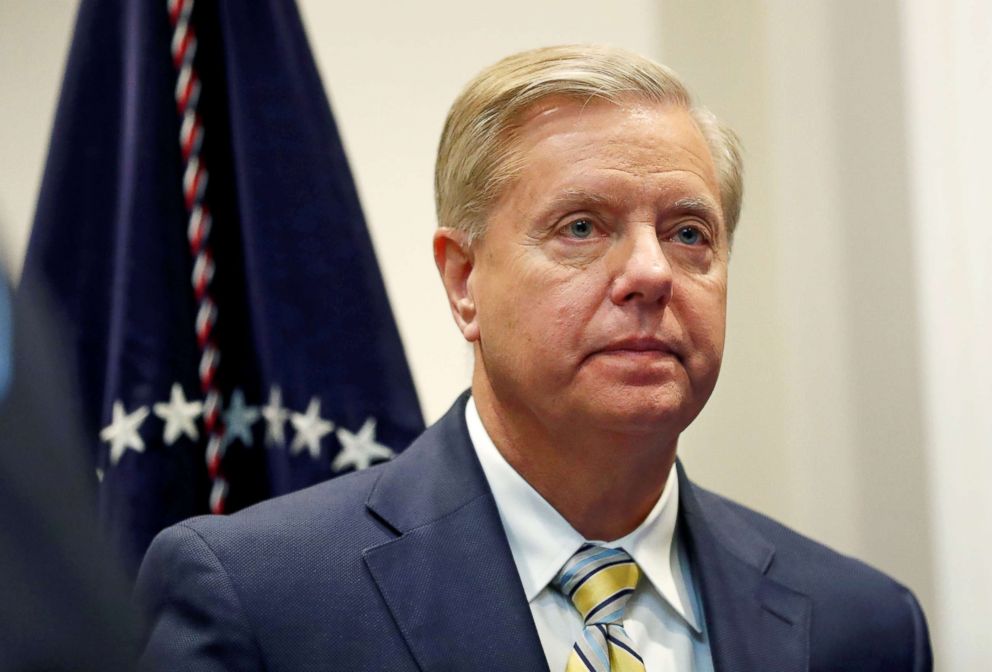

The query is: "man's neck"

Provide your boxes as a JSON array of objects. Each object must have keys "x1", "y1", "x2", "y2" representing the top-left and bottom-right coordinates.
[{"x1": 471, "y1": 378, "x2": 678, "y2": 541}]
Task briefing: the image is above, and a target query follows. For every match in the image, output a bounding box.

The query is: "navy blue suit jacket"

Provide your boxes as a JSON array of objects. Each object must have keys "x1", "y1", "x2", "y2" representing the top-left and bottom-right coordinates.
[{"x1": 136, "y1": 394, "x2": 932, "y2": 671}]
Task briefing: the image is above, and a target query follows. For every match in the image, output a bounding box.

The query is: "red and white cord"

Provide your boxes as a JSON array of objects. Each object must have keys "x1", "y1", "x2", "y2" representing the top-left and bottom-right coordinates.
[{"x1": 168, "y1": 0, "x2": 228, "y2": 514}]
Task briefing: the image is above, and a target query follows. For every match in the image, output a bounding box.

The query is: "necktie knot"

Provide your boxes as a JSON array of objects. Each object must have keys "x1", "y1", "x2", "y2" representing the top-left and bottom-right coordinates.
[{"x1": 554, "y1": 544, "x2": 640, "y2": 626}]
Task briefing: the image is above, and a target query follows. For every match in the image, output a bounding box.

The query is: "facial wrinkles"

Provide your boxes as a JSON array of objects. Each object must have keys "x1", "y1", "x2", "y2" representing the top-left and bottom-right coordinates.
[
  {"x1": 533, "y1": 186, "x2": 717, "y2": 282},
  {"x1": 521, "y1": 164, "x2": 719, "y2": 243},
  {"x1": 482, "y1": 102, "x2": 726, "y2": 316},
  {"x1": 509, "y1": 99, "x2": 721, "y2": 199},
  {"x1": 551, "y1": 101, "x2": 717, "y2": 176}
]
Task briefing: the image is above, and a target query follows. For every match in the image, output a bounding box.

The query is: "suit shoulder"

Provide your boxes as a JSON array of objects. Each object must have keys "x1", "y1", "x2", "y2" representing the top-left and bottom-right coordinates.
[
  {"x1": 693, "y1": 484, "x2": 899, "y2": 586},
  {"x1": 135, "y1": 464, "x2": 405, "y2": 669},
  {"x1": 156, "y1": 467, "x2": 390, "y2": 569},
  {"x1": 690, "y1": 483, "x2": 932, "y2": 667},
  {"x1": 188, "y1": 464, "x2": 382, "y2": 534}
]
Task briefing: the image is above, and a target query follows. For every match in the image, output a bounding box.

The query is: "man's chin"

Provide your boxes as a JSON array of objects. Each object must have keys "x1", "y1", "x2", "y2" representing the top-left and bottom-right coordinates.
[{"x1": 573, "y1": 391, "x2": 697, "y2": 438}]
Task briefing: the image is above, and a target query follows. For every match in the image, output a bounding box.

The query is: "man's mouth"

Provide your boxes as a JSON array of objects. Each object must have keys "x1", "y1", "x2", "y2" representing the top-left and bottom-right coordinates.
[{"x1": 590, "y1": 336, "x2": 682, "y2": 362}]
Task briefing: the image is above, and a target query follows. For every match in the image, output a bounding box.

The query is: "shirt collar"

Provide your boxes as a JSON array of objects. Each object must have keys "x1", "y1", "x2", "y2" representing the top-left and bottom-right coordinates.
[{"x1": 465, "y1": 397, "x2": 701, "y2": 633}]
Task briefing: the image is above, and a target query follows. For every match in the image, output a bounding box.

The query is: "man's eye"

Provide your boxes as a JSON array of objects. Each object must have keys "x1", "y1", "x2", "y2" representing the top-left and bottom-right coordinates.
[
  {"x1": 675, "y1": 226, "x2": 703, "y2": 245},
  {"x1": 565, "y1": 219, "x2": 595, "y2": 239}
]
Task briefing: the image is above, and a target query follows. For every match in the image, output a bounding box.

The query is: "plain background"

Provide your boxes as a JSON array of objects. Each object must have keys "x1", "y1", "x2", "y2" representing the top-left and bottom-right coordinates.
[{"x1": 1, "y1": 1, "x2": 989, "y2": 667}]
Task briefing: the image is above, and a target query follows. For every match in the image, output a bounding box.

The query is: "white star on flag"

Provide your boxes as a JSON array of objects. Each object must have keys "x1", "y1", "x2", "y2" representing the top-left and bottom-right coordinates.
[
  {"x1": 224, "y1": 388, "x2": 260, "y2": 447},
  {"x1": 100, "y1": 401, "x2": 149, "y2": 466},
  {"x1": 262, "y1": 386, "x2": 289, "y2": 448},
  {"x1": 333, "y1": 417, "x2": 394, "y2": 473},
  {"x1": 153, "y1": 383, "x2": 203, "y2": 445},
  {"x1": 290, "y1": 397, "x2": 333, "y2": 460}
]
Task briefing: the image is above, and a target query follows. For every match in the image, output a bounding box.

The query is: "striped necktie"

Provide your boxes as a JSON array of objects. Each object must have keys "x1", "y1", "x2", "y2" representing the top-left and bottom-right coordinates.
[{"x1": 554, "y1": 544, "x2": 646, "y2": 672}]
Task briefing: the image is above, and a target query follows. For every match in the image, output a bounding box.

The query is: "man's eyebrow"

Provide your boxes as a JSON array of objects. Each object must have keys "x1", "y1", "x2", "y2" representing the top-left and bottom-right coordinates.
[
  {"x1": 550, "y1": 188, "x2": 628, "y2": 211},
  {"x1": 670, "y1": 196, "x2": 721, "y2": 221}
]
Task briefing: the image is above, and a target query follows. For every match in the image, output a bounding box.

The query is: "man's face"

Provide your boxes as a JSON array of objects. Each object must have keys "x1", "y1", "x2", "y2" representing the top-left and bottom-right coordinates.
[{"x1": 451, "y1": 98, "x2": 729, "y2": 438}]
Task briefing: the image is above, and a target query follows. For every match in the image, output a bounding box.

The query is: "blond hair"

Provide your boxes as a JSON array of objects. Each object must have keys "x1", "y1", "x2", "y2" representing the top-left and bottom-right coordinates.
[{"x1": 435, "y1": 44, "x2": 744, "y2": 243}]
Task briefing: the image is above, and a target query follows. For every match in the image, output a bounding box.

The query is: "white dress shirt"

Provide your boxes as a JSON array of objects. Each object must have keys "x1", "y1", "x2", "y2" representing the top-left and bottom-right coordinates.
[{"x1": 466, "y1": 398, "x2": 714, "y2": 672}]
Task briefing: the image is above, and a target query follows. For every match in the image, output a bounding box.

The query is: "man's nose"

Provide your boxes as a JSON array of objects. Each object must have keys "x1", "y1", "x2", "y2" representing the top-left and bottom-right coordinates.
[{"x1": 608, "y1": 226, "x2": 674, "y2": 307}]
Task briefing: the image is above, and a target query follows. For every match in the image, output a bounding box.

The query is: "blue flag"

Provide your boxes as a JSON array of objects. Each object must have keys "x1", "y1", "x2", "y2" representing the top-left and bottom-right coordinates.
[{"x1": 22, "y1": 0, "x2": 424, "y2": 574}]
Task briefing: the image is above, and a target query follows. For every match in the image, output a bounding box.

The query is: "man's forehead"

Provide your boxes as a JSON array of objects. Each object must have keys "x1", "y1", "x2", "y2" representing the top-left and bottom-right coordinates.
[{"x1": 507, "y1": 102, "x2": 720, "y2": 199}]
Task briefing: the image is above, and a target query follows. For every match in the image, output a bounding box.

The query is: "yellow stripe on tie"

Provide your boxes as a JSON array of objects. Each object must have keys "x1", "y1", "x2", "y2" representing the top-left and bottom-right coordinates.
[
  {"x1": 571, "y1": 562, "x2": 639, "y2": 620},
  {"x1": 565, "y1": 652, "x2": 595, "y2": 672},
  {"x1": 610, "y1": 642, "x2": 646, "y2": 672}
]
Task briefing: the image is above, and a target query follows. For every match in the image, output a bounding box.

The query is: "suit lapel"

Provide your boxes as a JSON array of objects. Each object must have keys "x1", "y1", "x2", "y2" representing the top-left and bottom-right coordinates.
[
  {"x1": 362, "y1": 393, "x2": 549, "y2": 672},
  {"x1": 678, "y1": 463, "x2": 810, "y2": 672}
]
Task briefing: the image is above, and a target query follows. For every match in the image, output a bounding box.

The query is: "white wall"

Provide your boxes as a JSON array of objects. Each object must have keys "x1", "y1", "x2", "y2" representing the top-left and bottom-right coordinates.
[
  {"x1": 0, "y1": 0, "x2": 77, "y2": 276},
  {"x1": 4, "y1": 0, "x2": 989, "y2": 665},
  {"x1": 901, "y1": 0, "x2": 992, "y2": 667}
]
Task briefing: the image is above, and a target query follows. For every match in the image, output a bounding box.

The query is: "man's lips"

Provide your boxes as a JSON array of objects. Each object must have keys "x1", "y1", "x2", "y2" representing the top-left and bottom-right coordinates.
[{"x1": 589, "y1": 337, "x2": 682, "y2": 362}]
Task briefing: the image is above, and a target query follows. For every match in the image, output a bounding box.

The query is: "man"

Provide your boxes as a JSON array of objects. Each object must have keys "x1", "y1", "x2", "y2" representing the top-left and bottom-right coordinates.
[{"x1": 137, "y1": 45, "x2": 932, "y2": 671}]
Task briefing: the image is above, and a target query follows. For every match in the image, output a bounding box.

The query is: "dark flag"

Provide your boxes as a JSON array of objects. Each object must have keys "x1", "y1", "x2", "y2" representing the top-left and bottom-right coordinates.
[{"x1": 21, "y1": 0, "x2": 424, "y2": 575}]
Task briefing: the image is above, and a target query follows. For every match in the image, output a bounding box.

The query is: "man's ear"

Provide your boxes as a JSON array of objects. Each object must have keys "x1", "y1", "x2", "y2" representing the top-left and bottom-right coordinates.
[{"x1": 433, "y1": 228, "x2": 480, "y2": 342}]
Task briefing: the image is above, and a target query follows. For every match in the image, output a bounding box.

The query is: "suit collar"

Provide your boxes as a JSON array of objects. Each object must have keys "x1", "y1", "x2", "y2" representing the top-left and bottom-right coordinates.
[
  {"x1": 365, "y1": 390, "x2": 486, "y2": 533},
  {"x1": 677, "y1": 462, "x2": 811, "y2": 672},
  {"x1": 362, "y1": 391, "x2": 549, "y2": 672},
  {"x1": 677, "y1": 461, "x2": 775, "y2": 572}
]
